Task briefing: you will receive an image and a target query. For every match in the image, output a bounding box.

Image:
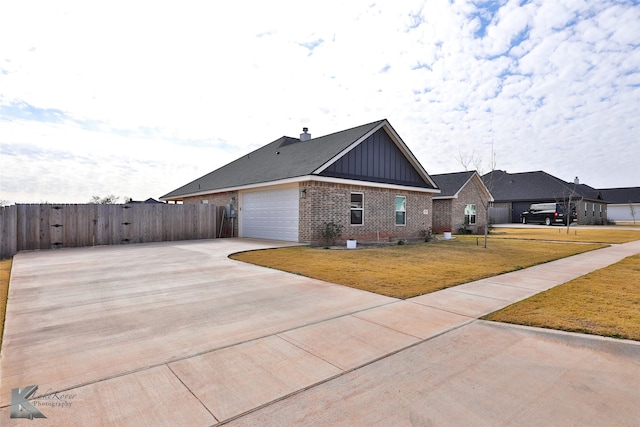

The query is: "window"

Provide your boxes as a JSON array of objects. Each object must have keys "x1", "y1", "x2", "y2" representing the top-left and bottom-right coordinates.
[
  {"x1": 395, "y1": 196, "x2": 406, "y2": 225},
  {"x1": 464, "y1": 204, "x2": 477, "y2": 225},
  {"x1": 600, "y1": 204, "x2": 602, "y2": 217},
  {"x1": 593, "y1": 203, "x2": 595, "y2": 217},
  {"x1": 351, "y1": 193, "x2": 363, "y2": 225}
]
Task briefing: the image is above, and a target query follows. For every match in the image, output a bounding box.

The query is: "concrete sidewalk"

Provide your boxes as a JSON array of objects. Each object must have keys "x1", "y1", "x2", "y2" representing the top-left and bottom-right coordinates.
[{"x1": 1, "y1": 238, "x2": 639, "y2": 425}]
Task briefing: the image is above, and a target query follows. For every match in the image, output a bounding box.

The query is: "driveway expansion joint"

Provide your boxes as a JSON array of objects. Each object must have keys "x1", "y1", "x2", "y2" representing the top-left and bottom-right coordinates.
[
  {"x1": 166, "y1": 364, "x2": 219, "y2": 423},
  {"x1": 3, "y1": 237, "x2": 640, "y2": 425}
]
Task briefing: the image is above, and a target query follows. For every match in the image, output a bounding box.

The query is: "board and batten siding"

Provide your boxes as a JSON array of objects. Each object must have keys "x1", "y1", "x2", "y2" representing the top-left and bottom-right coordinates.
[{"x1": 320, "y1": 128, "x2": 430, "y2": 188}]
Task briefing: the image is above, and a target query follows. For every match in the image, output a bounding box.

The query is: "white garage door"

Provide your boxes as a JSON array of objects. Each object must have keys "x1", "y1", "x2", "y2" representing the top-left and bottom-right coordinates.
[{"x1": 241, "y1": 188, "x2": 299, "y2": 241}]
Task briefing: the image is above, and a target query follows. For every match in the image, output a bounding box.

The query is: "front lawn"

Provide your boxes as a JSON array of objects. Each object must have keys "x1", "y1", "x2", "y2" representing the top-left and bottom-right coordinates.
[
  {"x1": 483, "y1": 253, "x2": 640, "y2": 341},
  {"x1": 231, "y1": 236, "x2": 606, "y2": 299},
  {"x1": 487, "y1": 227, "x2": 640, "y2": 244}
]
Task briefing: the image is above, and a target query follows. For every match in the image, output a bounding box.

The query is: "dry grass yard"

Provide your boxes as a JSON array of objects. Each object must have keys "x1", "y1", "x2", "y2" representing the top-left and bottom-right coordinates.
[
  {"x1": 231, "y1": 235, "x2": 607, "y2": 299},
  {"x1": 487, "y1": 227, "x2": 640, "y2": 244},
  {"x1": 484, "y1": 253, "x2": 640, "y2": 341},
  {"x1": 0, "y1": 259, "x2": 11, "y2": 350}
]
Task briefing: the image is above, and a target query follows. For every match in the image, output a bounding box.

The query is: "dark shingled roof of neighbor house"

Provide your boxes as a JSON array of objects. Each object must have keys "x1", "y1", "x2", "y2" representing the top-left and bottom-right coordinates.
[
  {"x1": 431, "y1": 171, "x2": 477, "y2": 198},
  {"x1": 482, "y1": 170, "x2": 604, "y2": 202},
  {"x1": 161, "y1": 119, "x2": 436, "y2": 200},
  {"x1": 599, "y1": 187, "x2": 640, "y2": 204}
]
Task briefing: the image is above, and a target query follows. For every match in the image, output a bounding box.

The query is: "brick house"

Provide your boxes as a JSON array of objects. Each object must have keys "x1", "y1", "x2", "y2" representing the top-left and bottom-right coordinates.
[
  {"x1": 482, "y1": 170, "x2": 608, "y2": 225},
  {"x1": 431, "y1": 171, "x2": 494, "y2": 234},
  {"x1": 160, "y1": 120, "x2": 440, "y2": 244}
]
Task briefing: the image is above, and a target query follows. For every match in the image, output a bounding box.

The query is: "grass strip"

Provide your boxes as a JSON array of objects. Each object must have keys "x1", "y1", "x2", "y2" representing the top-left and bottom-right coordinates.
[
  {"x1": 483, "y1": 254, "x2": 640, "y2": 341},
  {"x1": 488, "y1": 227, "x2": 640, "y2": 244}
]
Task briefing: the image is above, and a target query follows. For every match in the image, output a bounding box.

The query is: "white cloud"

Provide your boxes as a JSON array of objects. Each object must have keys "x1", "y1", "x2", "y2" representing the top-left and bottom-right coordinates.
[{"x1": 1, "y1": 0, "x2": 639, "y2": 203}]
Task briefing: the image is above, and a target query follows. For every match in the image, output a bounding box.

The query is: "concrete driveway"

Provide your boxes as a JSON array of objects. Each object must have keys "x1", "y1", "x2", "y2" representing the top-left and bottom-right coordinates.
[{"x1": 1, "y1": 238, "x2": 639, "y2": 425}]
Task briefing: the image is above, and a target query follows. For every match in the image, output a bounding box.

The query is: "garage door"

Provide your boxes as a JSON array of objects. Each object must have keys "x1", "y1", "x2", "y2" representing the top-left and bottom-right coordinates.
[{"x1": 241, "y1": 188, "x2": 299, "y2": 241}]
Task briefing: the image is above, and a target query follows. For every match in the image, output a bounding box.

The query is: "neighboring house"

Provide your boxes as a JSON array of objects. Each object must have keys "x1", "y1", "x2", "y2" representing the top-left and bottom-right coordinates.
[
  {"x1": 599, "y1": 187, "x2": 640, "y2": 223},
  {"x1": 126, "y1": 198, "x2": 165, "y2": 204},
  {"x1": 431, "y1": 171, "x2": 494, "y2": 234},
  {"x1": 482, "y1": 170, "x2": 608, "y2": 225},
  {"x1": 160, "y1": 119, "x2": 440, "y2": 243}
]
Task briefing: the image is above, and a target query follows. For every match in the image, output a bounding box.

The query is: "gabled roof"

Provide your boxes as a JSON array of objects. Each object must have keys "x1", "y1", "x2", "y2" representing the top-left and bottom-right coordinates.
[
  {"x1": 161, "y1": 119, "x2": 438, "y2": 200},
  {"x1": 599, "y1": 187, "x2": 640, "y2": 204},
  {"x1": 482, "y1": 170, "x2": 603, "y2": 202},
  {"x1": 431, "y1": 171, "x2": 493, "y2": 200},
  {"x1": 126, "y1": 198, "x2": 164, "y2": 204}
]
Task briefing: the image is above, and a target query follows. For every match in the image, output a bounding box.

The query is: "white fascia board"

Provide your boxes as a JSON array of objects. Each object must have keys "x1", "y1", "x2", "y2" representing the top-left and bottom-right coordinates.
[
  {"x1": 159, "y1": 195, "x2": 183, "y2": 202},
  {"x1": 309, "y1": 176, "x2": 440, "y2": 194},
  {"x1": 161, "y1": 175, "x2": 440, "y2": 200},
  {"x1": 313, "y1": 121, "x2": 438, "y2": 191},
  {"x1": 159, "y1": 177, "x2": 307, "y2": 201},
  {"x1": 381, "y1": 123, "x2": 439, "y2": 189},
  {"x1": 312, "y1": 121, "x2": 438, "y2": 189}
]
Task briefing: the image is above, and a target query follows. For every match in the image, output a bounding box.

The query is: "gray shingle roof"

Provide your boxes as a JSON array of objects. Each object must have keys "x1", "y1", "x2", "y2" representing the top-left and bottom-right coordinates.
[
  {"x1": 161, "y1": 120, "x2": 408, "y2": 200},
  {"x1": 431, "y1": 171, "x2": 476, "y2": 198},
  {"x1": 599, "y1": 187, "x2": 640, "y2": 204},
  {"x1": 482, "y1": 170, "x2": 603, "y2": 202}
]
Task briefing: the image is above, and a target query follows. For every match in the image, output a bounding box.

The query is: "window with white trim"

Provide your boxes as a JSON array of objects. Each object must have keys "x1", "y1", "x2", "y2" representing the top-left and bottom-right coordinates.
[
  {"x1": 395, "y1": 196, "x2": 406, "y2": 226},
  {"x1": 464, "y1": 204, "x2": 477, "y2": 225},
  {"x1": 350, "y1": 193, "x2": 363, "y2": 225}
]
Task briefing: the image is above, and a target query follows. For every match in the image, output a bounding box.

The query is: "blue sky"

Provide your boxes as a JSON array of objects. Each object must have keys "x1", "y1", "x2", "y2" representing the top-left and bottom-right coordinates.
[{"x1": 1, "y1": 0, "x2": 639, "y2": 203}]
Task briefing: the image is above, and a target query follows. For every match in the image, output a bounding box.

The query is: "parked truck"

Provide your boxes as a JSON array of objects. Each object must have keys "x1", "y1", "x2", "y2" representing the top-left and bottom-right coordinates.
[{"x1": 520, "y1": 203, "x2": 577, "y2": 226}]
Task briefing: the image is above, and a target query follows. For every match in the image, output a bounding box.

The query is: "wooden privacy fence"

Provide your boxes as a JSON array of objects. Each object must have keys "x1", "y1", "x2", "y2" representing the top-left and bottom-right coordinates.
[{"x1": 0, "y1": 204, "x2": 223, "y2": 259}]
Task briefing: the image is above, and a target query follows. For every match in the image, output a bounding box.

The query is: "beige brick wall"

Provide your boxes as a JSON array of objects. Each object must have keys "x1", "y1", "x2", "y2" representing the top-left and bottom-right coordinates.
[
  {"x1": 577, "y1": 200, "x2": 608, "y2": 225},
  {"x1": 181, "y1": 183, "x2": 434, "y2": 243},
  {"x1": 432, "y1": 199, "x2": 452, "y2": 233},
  {"x1": 450, "y1": 181, "x2": 489, "y2": 234},
  {"x1": 183, "y1": 191, "x2": 238, "y2": 207},
  {"x1": 432, "y1": 177, "x2": 491, "y2": 234},
  {"x1": 300, "y1": 181, "x2": 433, "y2": 244}
]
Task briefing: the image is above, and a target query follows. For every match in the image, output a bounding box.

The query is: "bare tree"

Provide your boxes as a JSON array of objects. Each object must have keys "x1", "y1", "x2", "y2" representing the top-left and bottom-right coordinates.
[
  {"x1": 630, "y1": 202, "x2": 637, "y2": 225},
  {"x1": 458, "y1": 144, "x2": 497, "y2": 248},
  {"x1": 89, "y1": 195, "x2": 124, "y2": 204},
  {"x1": 564, "y1": 193, "x2": 580, "y2": 234},
  {"x1": 555, "y1": 181, "x2": 581, "y2": 234},
  {"x1": 457, "y1": 148, "x2": 476, "y2": 172},
  {"x1": 457, "y1": 148, "x2": 486, "y2": 173}
]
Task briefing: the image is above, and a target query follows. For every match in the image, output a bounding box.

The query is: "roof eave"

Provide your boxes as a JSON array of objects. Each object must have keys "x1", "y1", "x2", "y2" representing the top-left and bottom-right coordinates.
[{"x1": 160, "y1": 175, "x2": 441, "y2": 201}]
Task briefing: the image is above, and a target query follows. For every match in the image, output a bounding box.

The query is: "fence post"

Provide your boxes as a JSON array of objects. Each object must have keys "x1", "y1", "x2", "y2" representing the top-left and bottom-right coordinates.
[{"x1": 0, "y1": 206, "x2": 18, "y2": 259}]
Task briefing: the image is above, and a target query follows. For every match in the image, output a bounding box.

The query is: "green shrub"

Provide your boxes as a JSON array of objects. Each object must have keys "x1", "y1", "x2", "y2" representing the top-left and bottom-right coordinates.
[{"x1": 321, "y1": 221, "x2": 343, "y2": 246}]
